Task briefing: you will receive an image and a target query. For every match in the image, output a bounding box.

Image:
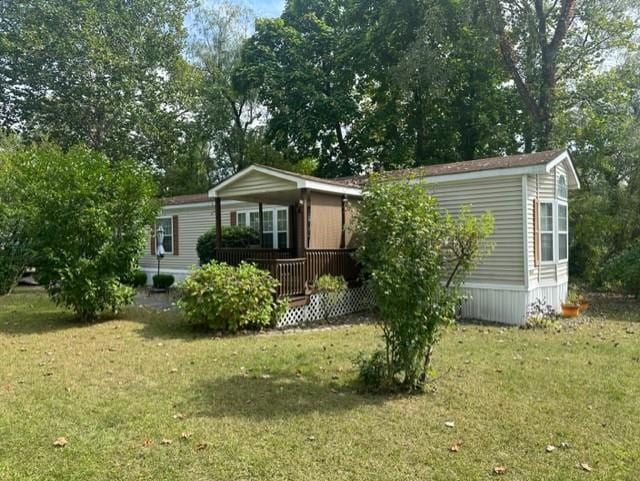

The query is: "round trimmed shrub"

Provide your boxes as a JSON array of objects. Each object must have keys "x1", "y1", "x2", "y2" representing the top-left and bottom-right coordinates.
[
  {"x1": 152, "y1": 273, "x2": 175, "y2": 289},
  {"x1": 122, "y1": 269, "x2": 148, "y2": 288},
  {"x1": 177, "y1": 261, "x2": 288, "y2": 332}
]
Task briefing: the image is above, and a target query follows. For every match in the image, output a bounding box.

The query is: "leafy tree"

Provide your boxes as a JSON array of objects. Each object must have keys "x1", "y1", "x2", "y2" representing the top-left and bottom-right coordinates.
[
  {"x1": 354, "y1": 175, "x2": 493, "y2": 392},
  {"x1": 238, "y1": 0, "x2": 362, "y2": 176},
  {"x1": 0, "y1": 0, "x2": 193, "y2": 191},
  {"x1": 482, "y1": 0, "x2": 636, "y2": 150},
  {"x1": 9, "y1": 143, "x2": 157, "y2": 321}
]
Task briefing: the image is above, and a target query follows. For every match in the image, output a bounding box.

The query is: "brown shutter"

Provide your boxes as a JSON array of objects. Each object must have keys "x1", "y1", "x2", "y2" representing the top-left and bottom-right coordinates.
[
  {"x1": 533, "y1": 198, "x2": 540, "y2": 267},
  {"x1": 150, "y1": 225, "x2": 156, "y2": 255},
  {"x1": 172, "y1": 215, "x2": 179, "y2": 256},
  {"x1": 230, "y1": 211, "x2": 236, "y2": 226}
]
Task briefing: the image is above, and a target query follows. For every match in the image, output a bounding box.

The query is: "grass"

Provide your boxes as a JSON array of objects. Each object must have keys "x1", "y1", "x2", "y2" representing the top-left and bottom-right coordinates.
[{"x1": 1, "y1": 287, "x2": 640, "y2": 480}]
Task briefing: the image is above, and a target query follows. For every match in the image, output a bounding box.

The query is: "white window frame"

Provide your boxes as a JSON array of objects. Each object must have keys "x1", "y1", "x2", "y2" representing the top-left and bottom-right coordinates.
[
  {"x1": 557, "y1": 173, "x2": 568, "y2": 200},
  {"x1": 539, "y1": 201, "x2": 555, "y2": 264},
  {"x1": 155, "y1": 216, "x2": 173, "y2": 254},
  {"x1": 235, "y1": 207, "x2": 289, "y2": 249},
  {"x1": 557, "y1": 200, "x2": 568, "y2": 263}
]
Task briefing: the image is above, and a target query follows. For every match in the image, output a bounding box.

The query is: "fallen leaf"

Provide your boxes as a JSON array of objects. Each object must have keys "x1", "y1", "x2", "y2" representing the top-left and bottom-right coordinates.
[
  {"x1": 493, "y1": 466, "x2": 507, "y2": 475},
  {"x1": 560, "y1": 442, "x2": 571, "y2": 449},
  {"x1": 546, "y1": 445, "x2": 556, "y2": 453},
  {"x1": 142, "y1": 439, "x2": 152, "y2": 447},
  {"x1": 161, "y1": 438, "x2": 172, "y2": 445},
  {"x1": 444, "y1": 421, "x2": 455, "y2": 428},
  {"x1": 196, "y1": 442, "x2": 208, "y2": 450},
  {"x1": 169, "y1": 368, "x2": 178, "y2": 373},
  {"x1": 307, "y1": 435, "x2": 316, "y2": 441},
  {"x1": 450, "y1": 440, "x2": 462, "y2": 452},
  {"x1": 260, "y1": 374, "x2": 271, "y2": 379},
  {"x1": 173, "y1": 413, "x2": 186, "y2": 420},
  {"x1": 53, "y1": 437, "x2": 67, "y2": 447},
  {"x1": 578, "y1": 463, "x2": 592, "y2": 472},
  {"x1": 180, "y1": 432, "x2": 192, "y2": 440}
]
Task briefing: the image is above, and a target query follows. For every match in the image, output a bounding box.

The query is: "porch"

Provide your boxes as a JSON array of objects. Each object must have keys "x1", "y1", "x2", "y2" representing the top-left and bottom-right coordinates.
[{"x1": 208, "y1": 165, "x2": 362, "y2": 300}]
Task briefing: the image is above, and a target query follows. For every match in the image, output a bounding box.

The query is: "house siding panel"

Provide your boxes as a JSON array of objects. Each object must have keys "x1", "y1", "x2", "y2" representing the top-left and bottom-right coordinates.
[
  {"x1": 427, "y1": 176, "x2": 525, "y2": 286},
  {"x1": 309, "y1": 192, "x2": 343, "y2": 249},
  {"x1": 218, "y1": 170, "x2": 296, "y2": 197}
]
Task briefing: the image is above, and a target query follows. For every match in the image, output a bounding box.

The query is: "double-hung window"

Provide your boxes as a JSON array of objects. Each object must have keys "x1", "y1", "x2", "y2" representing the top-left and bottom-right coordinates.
[
  {"x1": 235, "y1": 207, "x2": 288, "y2": 249},
  {"x1": 558, "y1": 203, "x2": 568, "y2": 261},
  {"x1": 540, "y1": 202, "x2": 554, "y2": 262}
]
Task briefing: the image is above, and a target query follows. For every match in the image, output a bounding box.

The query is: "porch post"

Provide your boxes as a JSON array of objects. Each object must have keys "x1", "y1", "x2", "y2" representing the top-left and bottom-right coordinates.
[
  {"x1": 215, "y1": 197, "x2": 222, "y2": 249},
  {"x1": 340, "y1": 194, "x2": 347, "y2": 249},
  {"x1": 300, "y1": 188, "x2": 308, "y2": 257},
  {"x1": 258, "y1": 202, "x2": 264, "y2": 248}
]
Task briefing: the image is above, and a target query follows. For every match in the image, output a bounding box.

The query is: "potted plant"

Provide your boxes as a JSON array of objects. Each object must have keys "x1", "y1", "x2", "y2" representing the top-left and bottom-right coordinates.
[
  {"x1": 561, "y1": 290, "x2": 581, "y2": 317},
  {"x1": 578, "y1": 293, "x2": 589, "y2": 311}
]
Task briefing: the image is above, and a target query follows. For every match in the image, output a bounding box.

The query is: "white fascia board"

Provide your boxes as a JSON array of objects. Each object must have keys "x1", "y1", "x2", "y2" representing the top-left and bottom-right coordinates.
[
  {"x1": 160, "y1": 199, "x2": 243, "y2": 210},
  {"x1": 302, "y1": 179, "x2": 362, "y2": 197},
  {"x1": 546, "y1": 150, "x2": 581, "y2": 190},
  {"x1": 408, "y1": 165, "x2": 547, "y2": 185}
]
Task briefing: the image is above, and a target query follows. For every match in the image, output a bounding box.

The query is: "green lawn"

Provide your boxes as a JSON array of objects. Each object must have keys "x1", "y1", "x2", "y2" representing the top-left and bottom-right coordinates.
[{"x1": 1, "y1": 288, "x2": 639, "y2": 480}]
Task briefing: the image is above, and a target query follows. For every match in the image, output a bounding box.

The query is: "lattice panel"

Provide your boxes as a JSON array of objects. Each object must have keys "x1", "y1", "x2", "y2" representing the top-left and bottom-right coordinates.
[{"x1": 277, "y1": 286, "x2": 374, "y2": 328}]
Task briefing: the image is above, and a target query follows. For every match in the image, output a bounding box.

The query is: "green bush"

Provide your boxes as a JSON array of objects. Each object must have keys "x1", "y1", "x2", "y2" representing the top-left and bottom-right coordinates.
[
  {"x1": 177, "y1": 261, "x2": 288, "y2": 332},
  {"x1": 6, "y1": 143, "x2": 157, "y2": 321},
  {"x1": 152, "y1": 274, "x2": 175, "y2": 289},
  {"x1": 197, "y1": 225, "x2": 260, "y2": 265},
  {"x1": 122, "y1": 269, "x2": 148, "y2": 288},
  {"x1": 354, "y1": 175, "x2": 493, "y2": 393},
  {"x1": 604, "y1": 239, "x2": 640, "y2": 298}
]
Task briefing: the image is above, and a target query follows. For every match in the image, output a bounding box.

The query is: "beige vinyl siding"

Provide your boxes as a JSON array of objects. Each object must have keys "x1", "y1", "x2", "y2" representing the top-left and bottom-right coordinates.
[
  {"x1": 427, "y1": 175, "x2": 525, "y2": 286},
  {"x1": 140, "y1": 201, "x2": 260, "y2": 271},
  {"x1": 526, "y1": 161, "x2": 570, "y2": 286},
  {"x1": 217, "y1": 170, "x2": 296, "y2": 197}
]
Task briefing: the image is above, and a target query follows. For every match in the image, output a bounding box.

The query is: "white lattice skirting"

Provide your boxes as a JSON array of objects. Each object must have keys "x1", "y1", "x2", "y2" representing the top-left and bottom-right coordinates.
[{"x1": 277, "y1": 286, "x2": 374, "y2": 328}]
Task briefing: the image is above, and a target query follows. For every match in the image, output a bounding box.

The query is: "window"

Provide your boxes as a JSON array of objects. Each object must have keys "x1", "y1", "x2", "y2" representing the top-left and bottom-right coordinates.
[
  {"x1": 262, "y1": 210, "x2": 274, "y2": 248},
  {"x1": 557, "y1": 174, "x2": 568, "y2": 199},
  {"x1": 155, "y1": 217, "x2": 173, "y2": 254},
  {"x1": 540, "y1": 202, "x2": 554, "y2": 262},
  {"x1": 235, "y1": 207, "x2": 288, "y2": 248},
  {"x1": 277, "y1": 209, "x2": 288, "y2": 249},
  {"x1": 558, "y1": 203, "x2": 568, "y2": 261}
]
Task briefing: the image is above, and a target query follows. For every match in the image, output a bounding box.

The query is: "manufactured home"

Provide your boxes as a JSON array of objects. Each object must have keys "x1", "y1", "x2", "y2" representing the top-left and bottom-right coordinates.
[{"x1": 139, "y1": 149, "x2": 579, "y2": 325}]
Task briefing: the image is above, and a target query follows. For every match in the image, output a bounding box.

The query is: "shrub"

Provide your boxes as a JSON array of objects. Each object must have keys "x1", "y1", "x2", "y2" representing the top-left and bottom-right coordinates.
[
  {"x1": 197, "y1": 225, "x2": 260, "y2": 264},
  {"x1": 354, "y1": 175, "x2": 493, "y2": 393},
  {"x1": 604, "y1": 239, "x2": 640, "y2": 298},
  {"x1": 178, "y1": 261, "x2": 288, "y2": 332},
  {"x1": 313, "y1": 274, "x2": 347, "y2": 321},
  {"x1": 8, "y1": 143, "x2": 157, "y2": 321},
  {"x1": 122, "y1": 269, "x2": 148, "y2": 288},
  {"x1": 0, "y1": 148, "x2": 32, "y2": 295},
  {"x1": 524, "y1": 298, "x2": 558, "y2": 329},
  {"x1": 152, "y1": 273, "x2": 175, "y2": 289}
]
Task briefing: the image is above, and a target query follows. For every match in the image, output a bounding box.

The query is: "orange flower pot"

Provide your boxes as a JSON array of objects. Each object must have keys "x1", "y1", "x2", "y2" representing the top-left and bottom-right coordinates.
[{"x1": 561, "y1": 303, "x2": 580, "y2": 317}]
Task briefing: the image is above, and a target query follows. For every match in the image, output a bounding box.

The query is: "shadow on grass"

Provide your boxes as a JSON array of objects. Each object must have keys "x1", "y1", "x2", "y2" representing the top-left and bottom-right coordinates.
[
  {"x1": 127, "y1": 306, "x2": 216, "y2": 341},
  {"x1": 0, "y1": 309, "x2": 97, "y2": 335},
  {"x1": 187, "y1": 372, "x2": 388, "y2": 420}
]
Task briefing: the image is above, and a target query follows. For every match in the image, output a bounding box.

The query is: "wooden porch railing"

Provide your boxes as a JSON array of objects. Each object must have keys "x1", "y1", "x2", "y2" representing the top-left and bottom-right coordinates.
[
  {"x1": 211, "y1": 248, "x2": 294, "y2": 266},
  {"x1": 212, "y1": 248, "x2": 360, "y2": 299}
]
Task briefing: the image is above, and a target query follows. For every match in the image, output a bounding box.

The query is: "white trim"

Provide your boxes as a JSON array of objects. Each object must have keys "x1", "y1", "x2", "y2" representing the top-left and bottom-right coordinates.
[
  {"x1": 521, "y1": 175, "x2": 529, "y2": 290},
  {"x1": 161, "y1": 199, "x2": 244, "y2": 211},
  {"x1": 557, "y1": 200, "x2": 569, "y2": 263},
  {"x1": 208, "y1": 164, "x2": 361, "y2": 198},
  {"x1": 463, "y1": 282, "x2": 528, "y2": 292},
  {"x1": 411, "y1": 167, "x2": 542, "y2": 185},
  {"x1": 546, "y1": 151, "x2": 580, "y2": 190},
  {"x1": 140, "y1": 267, "x2": 190, "y2": 275},
  {"x1": 539, "y1": 200, "x2": 554, "y2": 263}
]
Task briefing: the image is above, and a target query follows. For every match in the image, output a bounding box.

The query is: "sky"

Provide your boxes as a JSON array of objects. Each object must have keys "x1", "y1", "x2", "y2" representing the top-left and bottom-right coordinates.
[{"x1": 245, "y1": 0, "x2": 285, "y2": 17}]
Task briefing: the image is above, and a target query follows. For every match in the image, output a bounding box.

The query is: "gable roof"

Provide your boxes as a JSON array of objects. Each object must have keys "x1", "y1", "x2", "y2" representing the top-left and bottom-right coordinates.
[
  {"x1": 342, "y1": 149, "x2": 579, "y2": 188},
  {"x1": 208, "y1": 164, "x2": 362, "y2": 200}
]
